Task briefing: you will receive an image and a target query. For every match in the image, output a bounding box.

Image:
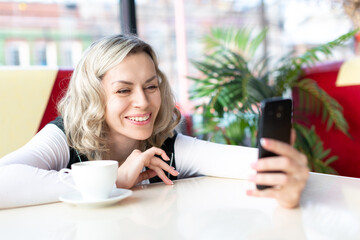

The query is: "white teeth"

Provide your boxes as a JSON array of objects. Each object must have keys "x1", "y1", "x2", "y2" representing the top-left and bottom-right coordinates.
[{"x1": 128, "y1": 115, "x2": 150, "y2": 122}]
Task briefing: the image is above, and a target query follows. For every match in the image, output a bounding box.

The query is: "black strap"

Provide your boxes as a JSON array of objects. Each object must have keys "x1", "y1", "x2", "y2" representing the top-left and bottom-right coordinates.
[{"x1": 49, "y1": 116, "x2": 88, "y2": 168}]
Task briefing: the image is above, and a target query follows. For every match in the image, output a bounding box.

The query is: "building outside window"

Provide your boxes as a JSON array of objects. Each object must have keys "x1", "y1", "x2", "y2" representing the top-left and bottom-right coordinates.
[
  {"x1": 60, "y1": 40, "x2": 82, "y2": 67},
  {"x1": 0, "y1": 0, "x2": 120, "y2": 67},
  {"x1": 33, "y1": 41, "x2": 47, "y2": 66},
  {"x1": 0, "y1": 0, "x2": 355, "y2": 109},
  {"x1": 5, "y1": 40, "x2": 30, "y2": 66}
]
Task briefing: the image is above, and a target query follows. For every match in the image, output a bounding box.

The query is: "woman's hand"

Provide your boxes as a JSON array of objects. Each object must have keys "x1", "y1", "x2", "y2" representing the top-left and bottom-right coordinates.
[
  {"x1": 116, "y1": 147, "x2": 179, "y2": 189},
  {"x1": 247, "y1": 130, "x2": 309, "y2": 208}
]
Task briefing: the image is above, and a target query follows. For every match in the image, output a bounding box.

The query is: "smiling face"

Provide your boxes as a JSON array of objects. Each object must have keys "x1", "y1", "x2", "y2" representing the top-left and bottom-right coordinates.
[{"x1": 101, "y1": 51, "x2": 161, "y2": 145}]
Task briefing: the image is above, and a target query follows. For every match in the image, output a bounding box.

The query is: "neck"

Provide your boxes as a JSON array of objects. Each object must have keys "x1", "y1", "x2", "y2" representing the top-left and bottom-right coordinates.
[{"x1": 107, "y1": 134, "x2": 140, "y2": 164}]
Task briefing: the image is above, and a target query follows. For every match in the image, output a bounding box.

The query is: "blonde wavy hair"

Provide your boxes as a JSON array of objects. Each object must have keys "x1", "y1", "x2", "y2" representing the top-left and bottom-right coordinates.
[{"x1": 58, "y1": 34, "x2": 181, "y2": 160}]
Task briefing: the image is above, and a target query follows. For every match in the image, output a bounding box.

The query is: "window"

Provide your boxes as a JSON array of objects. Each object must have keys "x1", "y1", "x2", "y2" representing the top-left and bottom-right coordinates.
[
  {"x1": 135, "y1": 0, "x2": 354, "y2": 112},
  {"x1": 60, "y1": 40, "x2": 82, "y2": 67},
  {"x1": 0, "y1": 0, "x2": 120, "y2": 67},
  {"x1": 5, "y1": 40, "x2": 30, "y2": 66}
]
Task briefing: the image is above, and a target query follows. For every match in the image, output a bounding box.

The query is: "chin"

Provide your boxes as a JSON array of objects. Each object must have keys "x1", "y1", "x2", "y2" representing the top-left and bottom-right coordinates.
[{"x1": 132, "y1": 131, "x2": 153, "y2": 141}]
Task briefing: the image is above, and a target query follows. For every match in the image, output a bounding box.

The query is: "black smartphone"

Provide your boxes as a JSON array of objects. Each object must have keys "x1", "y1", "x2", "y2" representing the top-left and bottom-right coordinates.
[{"x1": 256, "y1": 98, "x2": 292, "y2": 190}]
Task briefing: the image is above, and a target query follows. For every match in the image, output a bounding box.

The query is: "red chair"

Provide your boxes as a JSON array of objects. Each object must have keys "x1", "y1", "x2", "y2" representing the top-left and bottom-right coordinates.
[
  {"x1": 295, "y1": 61, "x2": 360, "y2": 178},
  {"x1": 38, "y1": 69, "x2": 73, "y2": 131}
]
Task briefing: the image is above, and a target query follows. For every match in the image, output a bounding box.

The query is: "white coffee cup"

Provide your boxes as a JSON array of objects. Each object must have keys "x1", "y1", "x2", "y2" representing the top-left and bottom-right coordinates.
[{"x1": 59, "y1": 160, "x2": 118, "y2": 201}]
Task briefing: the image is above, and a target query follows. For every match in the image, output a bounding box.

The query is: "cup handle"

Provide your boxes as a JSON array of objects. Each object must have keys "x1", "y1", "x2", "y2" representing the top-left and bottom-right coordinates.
[{"x1": 59, "y1": 168, "x2": 77, "y2": 190}]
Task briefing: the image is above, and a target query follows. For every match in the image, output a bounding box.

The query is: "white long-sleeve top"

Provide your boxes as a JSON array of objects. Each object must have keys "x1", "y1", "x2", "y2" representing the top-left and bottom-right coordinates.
[{"x1": 0, "y1": 124, "x2": 258, "y2": 209}]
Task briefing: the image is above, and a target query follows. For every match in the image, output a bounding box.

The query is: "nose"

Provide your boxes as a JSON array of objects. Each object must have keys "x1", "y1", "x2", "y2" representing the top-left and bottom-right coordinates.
[{"x1": 132, "y1": 88, "x2": 149, "y2": 108}]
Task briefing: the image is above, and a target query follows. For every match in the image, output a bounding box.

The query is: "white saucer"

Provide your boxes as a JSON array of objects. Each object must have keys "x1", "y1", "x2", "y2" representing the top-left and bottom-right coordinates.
[{"x1": 59, "y1": 188, "x2": 132, "y2": 208}]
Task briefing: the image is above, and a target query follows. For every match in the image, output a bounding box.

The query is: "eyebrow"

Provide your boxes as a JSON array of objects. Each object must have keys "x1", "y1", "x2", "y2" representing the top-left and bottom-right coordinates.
[{"x1": 111, "y1": 75, "x2": 158, "y2": 85}]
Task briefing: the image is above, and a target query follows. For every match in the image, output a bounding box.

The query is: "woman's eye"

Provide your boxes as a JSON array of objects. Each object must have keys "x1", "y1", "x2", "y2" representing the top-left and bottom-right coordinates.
[
  {"x1": 117, "y1": 89, "x2": 130, "y2": 94},
  {"x1": 146, "y1": 85, "x2": 158, "y2": 91}
]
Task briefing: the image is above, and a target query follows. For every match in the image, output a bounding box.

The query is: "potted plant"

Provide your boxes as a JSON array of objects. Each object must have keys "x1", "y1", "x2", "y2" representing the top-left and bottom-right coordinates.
[{"x1": 189, "y1": 28, "x2": 357, "y2": 174}]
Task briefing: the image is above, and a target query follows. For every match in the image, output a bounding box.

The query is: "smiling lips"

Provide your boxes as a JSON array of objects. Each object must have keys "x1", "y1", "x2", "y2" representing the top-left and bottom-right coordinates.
[{"x1": 125, "y1": 113, "x2": 152, "y2": 125}]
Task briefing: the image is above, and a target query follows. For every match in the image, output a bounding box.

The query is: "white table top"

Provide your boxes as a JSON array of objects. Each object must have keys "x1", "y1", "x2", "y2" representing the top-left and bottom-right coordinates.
[{"x1": 1, "y1": 172, "x2": 360, "y2": 240}]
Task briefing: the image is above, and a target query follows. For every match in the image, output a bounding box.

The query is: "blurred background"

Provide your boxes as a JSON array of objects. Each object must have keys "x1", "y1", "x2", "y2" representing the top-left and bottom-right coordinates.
[
  {"x1": 0, "y1": 0, "x2": 356, "y2": 104},
  {"x1": 1, "y1": 0, "x2": 360, "y2": 177}
]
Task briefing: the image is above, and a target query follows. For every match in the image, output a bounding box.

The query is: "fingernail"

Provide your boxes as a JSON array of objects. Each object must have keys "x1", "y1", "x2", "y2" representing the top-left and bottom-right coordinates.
[
  {"x1": 260, "y1": 138, "x2": 267, "y2": 146},
  {"x1": 170, "y1": 181, "x2": 174, "y2": 185},
  {"x1": 248, "y1": 174, "x2": 256, "y2": 181},
  {"x1": 250, "y1": 162, "x2": 257, "y2": 169}
]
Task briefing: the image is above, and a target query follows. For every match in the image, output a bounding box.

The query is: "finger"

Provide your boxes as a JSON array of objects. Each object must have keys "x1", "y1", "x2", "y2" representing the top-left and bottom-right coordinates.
[
  {"x1": 246, "y1": 188, "x2": 277, "y2": 198},
  {"x1": 141, "y1": 147, "x2": 170, "y2": 167},
  {"x1": 254, "y1": 156, "x2": 294, "y2": 173},
  {"x1": 247, "y1": 189, "x2": 300, "y2": 208},
  {"x1": 148, "y1": 165, "x2": 173, "y2": 185},
  {"x1": 150, "y1": 157, "x2": 179, "y2": 177},
  {"x1": 137, "y1": 169, "x2": 157, "y2": 183},
  {"x1": 290, "y1": 129, "x2": 296, "y2": 146},
  {"x1": 145, "y1": 147, "x2": 170, "y2": 161},
  {"x1": 250, "y1": 173, "x2": 289, "y2": 186},
  {"x1": 260, "y1": 138, "x2": 300, "y2": 159}
]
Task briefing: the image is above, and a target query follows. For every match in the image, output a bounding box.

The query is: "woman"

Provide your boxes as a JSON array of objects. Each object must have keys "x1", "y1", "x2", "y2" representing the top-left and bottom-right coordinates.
[{"x1": 0, "y1": 34, "x2": 309, "y2": 209}]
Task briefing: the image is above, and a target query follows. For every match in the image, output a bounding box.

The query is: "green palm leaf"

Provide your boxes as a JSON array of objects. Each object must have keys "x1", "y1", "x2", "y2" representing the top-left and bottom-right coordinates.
[
  {"x1": 294, "y1": 78, "x2": 350, "y2": 137},
  {"x1": 293, "y1": 29, "x2": 359, "y2": 68},
  {"x1": 203, "y1": 27, "x2": 268, "y2": 59},
  {"x1": 293, "y1": 123, "x2": 338, "y2": 174},
  {"x1": 190, "y1": 27, "x2": 358, "y2": 174},
  {"x1": 276, "y1": 29, "x2": 358, "y2": 90}
]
